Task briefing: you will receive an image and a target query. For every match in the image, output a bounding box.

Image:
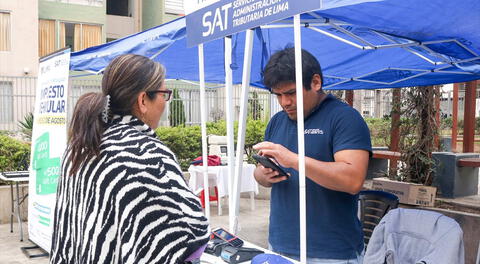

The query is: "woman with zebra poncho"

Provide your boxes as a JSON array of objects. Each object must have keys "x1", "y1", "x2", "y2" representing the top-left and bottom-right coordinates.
[{"x1": 50, "y1": 54, "x2": 210, "y2": 264}]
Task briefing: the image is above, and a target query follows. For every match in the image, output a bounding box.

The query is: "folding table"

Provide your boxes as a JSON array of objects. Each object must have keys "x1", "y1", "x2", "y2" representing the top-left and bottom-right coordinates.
[{"x1": 0, "y1": 171, "x2": 29, "y2": 241}]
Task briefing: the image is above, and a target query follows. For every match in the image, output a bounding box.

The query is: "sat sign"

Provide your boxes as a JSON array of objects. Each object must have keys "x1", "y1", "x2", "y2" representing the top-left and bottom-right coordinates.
[{"x1": 185, "y1": 0, "x2": 322, "y2": 47}]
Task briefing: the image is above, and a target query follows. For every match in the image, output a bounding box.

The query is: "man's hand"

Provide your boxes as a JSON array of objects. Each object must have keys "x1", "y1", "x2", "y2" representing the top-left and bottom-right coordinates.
[
  {"x1": 253, "y1": 165, "x2": 288, "y2": 187},
  {"x1": 253, "y1": 141, "x2": 298, "y2": 169},
  {"x1": 252, "y1": 141, "x2": 292, "y2": 187},
  {"x1": 253, "y1": 141, "x2": 369, "y2": 194}
]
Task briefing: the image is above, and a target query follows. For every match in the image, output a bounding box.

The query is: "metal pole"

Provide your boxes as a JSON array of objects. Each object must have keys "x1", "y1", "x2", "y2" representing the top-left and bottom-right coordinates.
[
  {"x1": 198, "y1": 44, "x2": 210, "y2": 220},
  {"x1": 232, "y1": 29, "x2": 254, "y2": 234},
  {"x1": 346, "y1": 90, "x2": 354, "y2": 106},
  {"x1": 463, "y1": 81, "x2": 477, "y2": 152},
  {"x1": 224, "y1": 36, "x2": 236, "y2": 232},
  {"x1": 434, "y1": 86, "x2": 440, "y2": 149},
  {"x1": 16, "y1": 182, "x2": 23, "y2": 241},
  {"x1": 452, "y1": 83, "x2": 459, "y2": 152},
  {"x1": 294, "y1": 14, "x2": 307, "y2": 263},
  {"x1": 10, "y1": 183, "x2": 13, "y2": 233}
]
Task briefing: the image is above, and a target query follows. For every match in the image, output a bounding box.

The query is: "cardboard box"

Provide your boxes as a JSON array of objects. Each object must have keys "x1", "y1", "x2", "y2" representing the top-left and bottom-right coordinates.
[{"x1": 371, "y1": 177, "x2": 437, "y2": 207}]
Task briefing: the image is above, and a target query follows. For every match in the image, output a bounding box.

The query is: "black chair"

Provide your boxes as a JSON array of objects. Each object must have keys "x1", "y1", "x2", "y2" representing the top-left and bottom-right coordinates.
[{"x1": 358, "y1": 190, "x2": 399, "y2": 246}]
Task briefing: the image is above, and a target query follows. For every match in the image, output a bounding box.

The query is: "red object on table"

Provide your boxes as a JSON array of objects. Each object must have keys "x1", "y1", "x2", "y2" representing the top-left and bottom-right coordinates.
[{"x1": 191, "y1": 155, "x2": 221, "y2": 166}]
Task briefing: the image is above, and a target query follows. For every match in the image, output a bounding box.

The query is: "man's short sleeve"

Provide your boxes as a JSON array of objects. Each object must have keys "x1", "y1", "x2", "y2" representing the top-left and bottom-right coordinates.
[{"x1": 332, "y1": 107, "x2": 372, "y2": 156}]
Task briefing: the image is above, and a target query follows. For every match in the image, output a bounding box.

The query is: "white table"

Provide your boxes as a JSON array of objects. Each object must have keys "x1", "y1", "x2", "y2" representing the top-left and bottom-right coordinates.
[
  {"x1": 0, "y1": 171, "x2": 29, "y2": 241},
  {"x1": 188, "y1": 164, "x2": 258, "y2": 215}
]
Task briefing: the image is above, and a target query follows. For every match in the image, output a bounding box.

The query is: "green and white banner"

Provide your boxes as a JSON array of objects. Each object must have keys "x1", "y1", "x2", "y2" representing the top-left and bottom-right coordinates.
[{"x1": 28, "y1": 48, "x2": 70, "y2": 252}]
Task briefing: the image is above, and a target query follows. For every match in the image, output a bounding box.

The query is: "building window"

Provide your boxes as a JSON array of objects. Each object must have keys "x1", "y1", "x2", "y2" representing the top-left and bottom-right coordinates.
[
  {"x1": 0, "y1": 81, "x2": 13, "y2": 123},
  {"x1": 60, "y1": 22, "x2": 102, "y2": 52},
  {"x1": 44, "y1": 0, "x2": 103, "y2": 7},
  {"x1": 39, "y1": 19, "x2": 56, "y2": 57},
  {"x1": 39, "y1": 20, "x2": 102, "y2": 56},
  {"x1": 107, "y1": 0, "x2": 132, "y2": 17},
  {"x1": 0, "y1": 12, "x2": 11, "y2": 51},
  {"x1": 165, "y1": 0, "x2": 184, "y2": 15}
]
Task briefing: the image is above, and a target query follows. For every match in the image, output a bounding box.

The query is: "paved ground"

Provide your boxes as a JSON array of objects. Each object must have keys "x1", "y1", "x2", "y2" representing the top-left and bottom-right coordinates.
[
  {"x1": 2, "y1": 180, "x2": 479, "y2": 263},
  {"x1": 1, "y1": 222, "x2": 49, "y2": 264},
  {"x1": 0, "y1": 198, "x2": 270, "y2": 264}
]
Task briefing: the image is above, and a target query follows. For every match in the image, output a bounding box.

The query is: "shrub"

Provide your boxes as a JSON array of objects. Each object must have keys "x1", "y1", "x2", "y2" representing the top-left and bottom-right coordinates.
[
  {"x1": 18, "y1": 112, "x2": 34, "y2": 140},
  {"x1": 476, "y1": 117, "x2": 480, "y2": 134},
  {"x1": 441, "y1": 117, "x2": 453, "y2": 131},
  {"x1": 0, "y1": 135, "x2": 30, "y2": 172},
  {"x1": 156, "y1": 125, "x2": 202, "y2": 171},
  {"x1": 244, "y1": 119, "x2": 268, "y2": 162},
  {"x1": 365, "y1": 118, "x2": 391, "y2": 147},
  {"x1": 440, "y1": 117, "x2": 468, "y2": 132},
  {"x1": 156, "y1": 119, "x2": 268, "y2": 170}
]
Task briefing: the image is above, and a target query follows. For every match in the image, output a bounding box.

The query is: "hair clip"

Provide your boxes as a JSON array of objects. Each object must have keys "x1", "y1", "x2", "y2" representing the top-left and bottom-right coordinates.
[{"x1": 102, "y1": 95, "x2": 110, "y2": 124}]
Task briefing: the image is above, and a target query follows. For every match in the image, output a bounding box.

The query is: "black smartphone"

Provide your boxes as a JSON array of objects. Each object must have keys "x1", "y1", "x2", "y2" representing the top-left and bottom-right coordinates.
[{"x1": 252, "y1": 154, "x2": 289, "y2": 177}]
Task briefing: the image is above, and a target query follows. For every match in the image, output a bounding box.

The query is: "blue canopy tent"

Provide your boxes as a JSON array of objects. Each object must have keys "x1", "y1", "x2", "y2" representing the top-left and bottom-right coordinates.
[
  {"x1": 68, "y1": 1, "x2": 480, "y2": 257},
  {"x1": 70, "y1": 0, "x2": 480, "y2": 90},
  {"x1": 70, "y1": 18, "x2": 266, "y2": 85}
]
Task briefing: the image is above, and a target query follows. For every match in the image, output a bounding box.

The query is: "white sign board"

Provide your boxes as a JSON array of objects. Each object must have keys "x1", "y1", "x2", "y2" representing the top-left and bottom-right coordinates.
[
  {"x1": 185, "y1": 0, "x2": 322, "y2": 46},
  {"x1": 28, "y1": 48, "x2": 70, "y2": 251}
]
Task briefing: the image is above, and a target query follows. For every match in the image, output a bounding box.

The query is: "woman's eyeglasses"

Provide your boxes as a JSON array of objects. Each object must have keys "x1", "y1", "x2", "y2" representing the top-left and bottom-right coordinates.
[{"x1": 147, "y1": 89, "x2": 173, "y2": 101}]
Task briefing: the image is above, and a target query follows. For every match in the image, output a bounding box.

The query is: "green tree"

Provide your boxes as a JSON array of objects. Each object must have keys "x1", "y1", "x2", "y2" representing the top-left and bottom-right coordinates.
[
  {"x1": 397, "y1": 86, "x2": 439, "y2": 185},
  {"x1": 169, "y1": 88, "x2": 186, "y2": 127}
]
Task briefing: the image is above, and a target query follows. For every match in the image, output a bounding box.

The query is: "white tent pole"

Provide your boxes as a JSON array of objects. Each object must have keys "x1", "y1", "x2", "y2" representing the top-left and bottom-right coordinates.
[
  {"x1": 294, "y1": 14, "x2": 307, "y2": 263},
  {"x1": 224, "y1": 36, "x2": 236, "y2": 232},
  {"x1": 198, "y1": 44, "x2": 210, "y2": 220},
  {"x1": 232, "y1": 29, "x2": 254, "y2": 234}
]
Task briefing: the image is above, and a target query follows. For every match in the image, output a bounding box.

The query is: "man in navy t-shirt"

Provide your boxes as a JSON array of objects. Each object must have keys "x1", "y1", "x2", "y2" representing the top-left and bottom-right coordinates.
[{"x1": 253, "y1": 48, "x2": 372, "y2": 264}]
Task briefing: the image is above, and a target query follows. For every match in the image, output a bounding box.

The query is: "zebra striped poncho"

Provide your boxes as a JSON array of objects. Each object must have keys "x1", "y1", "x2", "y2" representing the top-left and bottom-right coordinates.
[{"x1": 50, "y1": 115, "x2": 209, "y2": 264}]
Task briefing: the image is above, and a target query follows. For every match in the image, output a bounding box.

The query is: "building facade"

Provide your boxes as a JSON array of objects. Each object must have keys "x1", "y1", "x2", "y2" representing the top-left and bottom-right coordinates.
[
  {"x1": 0, "y1": 0, "x2": 38, "y2": 128},
  {"x1": 0, "y1": 0, "x2": 39, "y2": 76},
  {"x1": 0, "y1": 0, "x2": 182, "y2": 131}
]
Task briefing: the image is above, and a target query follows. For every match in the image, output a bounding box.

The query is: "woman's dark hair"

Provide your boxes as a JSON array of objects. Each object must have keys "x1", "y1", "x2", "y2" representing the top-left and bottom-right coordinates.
[
  {"x1": 68, "y1": 54, "x2": 165, "y2": 175},
  {"x1": 263, "y1": 47, "x2": 323, "y2": 91}
]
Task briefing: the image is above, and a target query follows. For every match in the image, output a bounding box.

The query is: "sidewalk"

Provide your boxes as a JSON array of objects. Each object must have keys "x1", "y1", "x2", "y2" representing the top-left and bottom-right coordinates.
[
  {"x1": 0, "y1": 198, "x2": 270, "y2": 264},
  {"x1": 0, "y1": 223, "x2": 48, "y2": 264}
]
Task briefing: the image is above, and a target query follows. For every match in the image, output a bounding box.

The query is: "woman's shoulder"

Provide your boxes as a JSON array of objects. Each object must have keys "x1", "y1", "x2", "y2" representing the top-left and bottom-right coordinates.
[{"x1": 102, "y1": 123, "x2": 176, "y2": 160}]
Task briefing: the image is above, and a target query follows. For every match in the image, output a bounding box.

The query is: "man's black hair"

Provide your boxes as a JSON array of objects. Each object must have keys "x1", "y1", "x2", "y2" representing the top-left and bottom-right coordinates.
[{"x1": 262, "y1": 47, "x2": 323, "y2": 91}]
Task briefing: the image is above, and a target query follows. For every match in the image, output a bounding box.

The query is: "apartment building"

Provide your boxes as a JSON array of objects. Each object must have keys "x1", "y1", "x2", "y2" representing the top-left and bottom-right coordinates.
[
  {"x1": 0, "y1": 0, "x2": 38, "y2": 76},
  {"x1": 0, "y1": 0, "x2": 38, "y2": 129},
  {"x1": 0, "y1": 0, "x2": 182, "y2": 131},
  {"x1": 38, "y1": 0, "x2": 105, "y2": 57}
]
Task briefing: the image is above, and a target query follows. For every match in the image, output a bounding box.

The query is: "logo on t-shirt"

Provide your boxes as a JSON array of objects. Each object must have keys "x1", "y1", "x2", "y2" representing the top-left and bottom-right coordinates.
[{"x1": 304, "y1": 128, "x2": 324, "y2": 135}]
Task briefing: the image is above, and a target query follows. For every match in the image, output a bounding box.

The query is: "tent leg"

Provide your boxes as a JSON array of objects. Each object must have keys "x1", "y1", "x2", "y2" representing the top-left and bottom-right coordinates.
[
  {"x1": 294, "y1": 14, "x2": 307, "y2": 264},
  {"x1": 198, "y1": 44, "x2": 210, "y2": 220},
  {"x1": 232, "y1": 29, "x2": 254, "y2": 234},
  {"x1": 224, "y1": 37, "x2": 236, "y2": 232}
]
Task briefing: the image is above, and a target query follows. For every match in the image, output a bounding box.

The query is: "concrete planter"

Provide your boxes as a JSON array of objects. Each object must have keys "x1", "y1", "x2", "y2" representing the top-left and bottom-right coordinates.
[
  {"x1": 0, "y1": 184, "x2": 28, "y2": 224},
  {"x1": 366, "y1": 146, "x2": 389, "y2": 179},
  {"x1": 433, "y1": 152, "x2": 479, "y2": 198}
]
